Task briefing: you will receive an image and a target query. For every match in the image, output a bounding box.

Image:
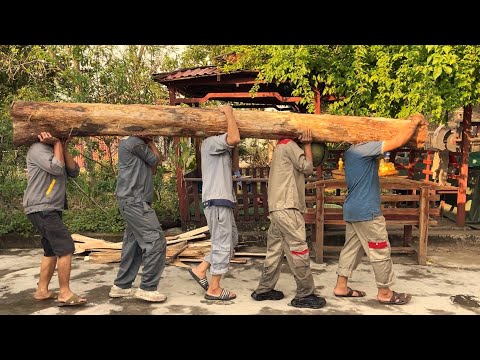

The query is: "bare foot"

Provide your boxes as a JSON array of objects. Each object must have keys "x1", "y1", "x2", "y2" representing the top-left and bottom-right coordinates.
[
  {"x1": 377, "y1": 290, "x2": 394, "y2": 303},
  {"x1": 33, "y1": 290, "x2": 58, "y2": 300},
  {"x1": 191, "y1": 267, "x2": 206, "y2": 280}
]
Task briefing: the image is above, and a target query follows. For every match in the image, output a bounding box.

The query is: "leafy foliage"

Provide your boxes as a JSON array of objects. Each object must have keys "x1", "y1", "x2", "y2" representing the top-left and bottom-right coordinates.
[
  {"x1": 169, "y1": 138, "x2": 197, "y2": 175},
  {"x1": 0, "y1": 45, "x2": 182, "y2": 235},
  {"x1": 218, "y1": 45, "x2": 480, "y2": 124},
  {"x1": 176, "y1": 46, "x2": 230, "y2": 68},
  {"x1": 3, "y1": 45, "x2": 480, "y2": 235}
]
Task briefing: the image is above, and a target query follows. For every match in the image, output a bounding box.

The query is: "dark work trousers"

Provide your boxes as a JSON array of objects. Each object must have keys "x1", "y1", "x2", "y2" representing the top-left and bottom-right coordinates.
[{"x1": 114, "y1": 201, "x2": 166, "y2": 291}]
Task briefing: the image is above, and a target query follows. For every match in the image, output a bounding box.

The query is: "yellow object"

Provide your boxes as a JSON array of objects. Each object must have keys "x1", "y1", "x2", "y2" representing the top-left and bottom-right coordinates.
[
  {"x1": 378, "y1": 159, "x2": 398, "y2": 176},
  {"x1": 379, "y1": 159, "x2": 386, "y2": 174},
  {"x1": 45, "y1": 179, "x2": 56, "y2": 196},
  {"x1": 338, "y1": 157, "x2": 344, "y2": 171}
]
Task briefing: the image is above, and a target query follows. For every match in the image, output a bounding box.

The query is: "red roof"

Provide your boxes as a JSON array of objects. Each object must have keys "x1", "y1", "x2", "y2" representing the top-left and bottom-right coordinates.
[
  {"x1": 154, "y1": 66, "x2": 221, "y2": 82},
  {"x1": 152, "y1": 66, "x2": 256, "y2": 83}
]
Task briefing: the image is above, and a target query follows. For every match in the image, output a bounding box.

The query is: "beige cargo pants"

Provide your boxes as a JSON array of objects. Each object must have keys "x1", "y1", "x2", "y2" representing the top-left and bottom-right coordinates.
[
  {"x1": 255, "y1": 209, "x2": 315, "y2": 298},
  {"x1": 336, "y1": 215, "x2": 395, "y2": 288}
]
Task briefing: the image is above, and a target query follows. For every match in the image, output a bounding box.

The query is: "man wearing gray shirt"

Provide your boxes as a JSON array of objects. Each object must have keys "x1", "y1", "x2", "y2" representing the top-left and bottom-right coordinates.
[
  {"x1": 23, "y1": 132, "x2": 86, "y2": 306},
  {"x1": 188, "y1": 105, "x2": 240, "y2": 301},
  {"x1": 109, "y1": 135, "x2": 167, "y2": 302}
]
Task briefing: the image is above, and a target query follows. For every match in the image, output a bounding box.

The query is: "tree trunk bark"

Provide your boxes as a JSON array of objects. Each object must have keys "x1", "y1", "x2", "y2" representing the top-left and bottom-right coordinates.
[{"x1": 10, "y1": 101, "x2": 427, "y2": 148}]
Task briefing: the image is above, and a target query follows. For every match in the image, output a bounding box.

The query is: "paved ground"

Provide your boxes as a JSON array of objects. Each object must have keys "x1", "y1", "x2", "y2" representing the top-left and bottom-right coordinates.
[{"x1": 1, "y1": 245, "x2": 479, "y2": 315}]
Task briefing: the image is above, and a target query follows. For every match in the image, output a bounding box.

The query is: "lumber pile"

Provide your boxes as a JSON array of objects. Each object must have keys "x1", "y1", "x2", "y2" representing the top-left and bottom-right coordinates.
[
  {"x1": 73, "y1": 226, "x2": 249, "y2": 266},
  {"x1": 10, "y1": 101, "x2": 427, "y2": 149}
]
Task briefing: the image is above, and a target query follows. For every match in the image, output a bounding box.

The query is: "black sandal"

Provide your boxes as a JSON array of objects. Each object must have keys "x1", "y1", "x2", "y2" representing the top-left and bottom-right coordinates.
[{"x1": 188, "y1": 268, "x2": 209, "y2": 291}]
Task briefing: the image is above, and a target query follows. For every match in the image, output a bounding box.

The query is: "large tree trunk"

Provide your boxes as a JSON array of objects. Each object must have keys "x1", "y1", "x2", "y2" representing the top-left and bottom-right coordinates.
[{"x1": 10, "y1": 101, "x2": 427, "y2": 148}]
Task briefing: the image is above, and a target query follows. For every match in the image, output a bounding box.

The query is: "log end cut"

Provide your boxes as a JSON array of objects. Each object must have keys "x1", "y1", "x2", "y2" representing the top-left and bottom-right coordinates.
[{"x1": 407, "y1": 113, "x2": 428, "y2": 149}]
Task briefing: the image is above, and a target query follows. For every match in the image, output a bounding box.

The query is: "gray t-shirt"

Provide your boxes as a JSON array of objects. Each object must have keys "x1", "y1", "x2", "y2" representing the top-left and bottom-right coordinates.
[
  {"x1": 115, "y1": 136, "x2": 158, "y2": 204},
  {"x1": 201, "y1": 133, "x2": 236, "y2": 203},
  {"x1": 23, "y1": 142, "x2": 80, "y2": 214},
  {"x1": 343, "y1": 141, "x2": 384, "y2": 222}
]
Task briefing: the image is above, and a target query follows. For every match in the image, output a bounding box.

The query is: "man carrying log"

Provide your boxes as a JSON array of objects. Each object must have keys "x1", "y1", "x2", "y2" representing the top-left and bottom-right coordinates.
[
  {"x1": 250, "y1": 129, "x2": 327, "y2": 309},
  {"x1": 23, "y1": 132, "x2": 87, "y2": 306},
  {"x1": 109, "y1": 135, "x2": 168, "y2": 302},
  {"x1": 332, "y1": 115, "x2": 425, "y2": 305},
  {"x1": 188, "y1": 105, "x2": 240, "y2": 301}
]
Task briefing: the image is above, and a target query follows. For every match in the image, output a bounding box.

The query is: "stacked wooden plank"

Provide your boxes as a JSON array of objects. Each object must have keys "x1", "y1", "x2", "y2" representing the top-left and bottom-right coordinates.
[
  {"x1": 73, "y1": 226, "x2": 249, "y2": 266},
  {"x1": 73, "y1": 234, "x2": 123, "y2": 263}
]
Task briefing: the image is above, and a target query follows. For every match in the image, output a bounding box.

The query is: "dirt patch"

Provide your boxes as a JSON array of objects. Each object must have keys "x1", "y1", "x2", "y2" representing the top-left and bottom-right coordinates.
[{"x1": 0, "y1": 288, "x2": 54, "y2": 315}]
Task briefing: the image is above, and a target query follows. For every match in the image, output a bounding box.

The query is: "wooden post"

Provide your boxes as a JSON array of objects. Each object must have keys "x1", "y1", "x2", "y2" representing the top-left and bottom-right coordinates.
[
  {"x1": 457, "y1": 105, "x2": 472, "y2": 226},
  {"x1": 168, "y1": 86, "x2": 176, "y2": 105},
  {"x1": 408, "y1": 149, "x2": 416, "y2": 179},
  {"x1": 174, "y1": 137, "x2": 188, "y2": 230},
  {"x1": 418, "y1": 185, "x2": 431, "y2": 265},
  {"x1": 423, "y1": 151, "x2": 433, "y2": 181},
  {"x1": 192, "y1": 180, "x2": 201, "y2": 223},
  {"x1": 314, "y1": 183, "x2": 325, "y2": 263},
  {"x1": 169, "y1": 85, "x2": 188, "y2": 230},
  {"x1": 252, "y1": 168, "x2": 259, "y2": 221},
  {"x1": 194, "y1": 139, "x2": 202, "y2": 175},
  {"x1": 193, "y1": 103, "x2": 202, "y2": 178},
  {"x1": 242, "y1": 168, "x2": 249, "y2": 221},
  {"x1": 260, "y1": 167, "x2": 269, "y2": 220},
  {"x1": 314, "y1": 87, "x2": 324, "y2": 180},
  {"x1": 403, "y1": 225, "x2": 412, "y2": 246},
  {"x1": 314, "y1": 87, "x2": 321, "y2": 115}
]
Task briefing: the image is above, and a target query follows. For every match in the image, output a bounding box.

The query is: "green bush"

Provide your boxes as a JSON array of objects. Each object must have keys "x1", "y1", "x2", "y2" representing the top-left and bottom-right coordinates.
[
  {"x1": 63, "y1": 207, "x2": 124, "y2": 233},
  {"x1": 0, "y1": 209, "x2": 34, "y2": 236},
  {"x1": 153, "y1": 171, "x2": 179, "y2": 220},
  {"x1": 0, "y1": 167, "x2": 180, "y2": 236}
]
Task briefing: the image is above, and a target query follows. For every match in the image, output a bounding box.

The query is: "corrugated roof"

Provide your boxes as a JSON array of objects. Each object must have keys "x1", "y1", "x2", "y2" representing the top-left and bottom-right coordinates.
[
  {"x1": 153, "y1": 66, "x2": 257, "y2": 83},
  {"x1": 153, "y1": 66, "x2": 222, "y2": 82}
]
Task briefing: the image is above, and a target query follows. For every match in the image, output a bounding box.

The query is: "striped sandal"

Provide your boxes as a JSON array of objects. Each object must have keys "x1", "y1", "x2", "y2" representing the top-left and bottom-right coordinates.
[
  {"x1": 188, "y1": 268, "x2": 209, "y2": 291},
  {"x1": 204, "y1": 288, "x2": 236, "y2": 301}
]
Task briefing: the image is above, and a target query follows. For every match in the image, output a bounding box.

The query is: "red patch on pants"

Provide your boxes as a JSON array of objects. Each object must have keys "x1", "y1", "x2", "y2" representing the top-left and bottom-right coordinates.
[
  {"x1": 291, "y1": 248, "x2": 309, "y2": 256},
  {"x1": 368, "y1": 241, "x2": 388, "y2": 249}
]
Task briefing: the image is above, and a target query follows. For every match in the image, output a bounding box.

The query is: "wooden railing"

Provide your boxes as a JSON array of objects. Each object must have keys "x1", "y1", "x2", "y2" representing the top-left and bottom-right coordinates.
[
  {"x1": 184, "y1": 167, "x2": 271, "y2": 226},
  {"x1": 183, "y1": 166, "x2": 319, "y2": 227},
  {"x1": 304, "y1": 177, "x2": 444, "y2": 265}
]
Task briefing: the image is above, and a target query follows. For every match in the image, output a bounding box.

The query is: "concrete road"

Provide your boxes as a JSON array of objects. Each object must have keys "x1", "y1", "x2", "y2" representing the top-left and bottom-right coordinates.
[{"x1": 1, "y1": 246, "x2": 479, "y2": 315}]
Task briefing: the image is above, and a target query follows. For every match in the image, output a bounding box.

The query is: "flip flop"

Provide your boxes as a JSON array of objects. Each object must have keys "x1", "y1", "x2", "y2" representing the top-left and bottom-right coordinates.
[
  {"x1": 56, "y1": 294, "x2": 87, "y2": 307},
  {"x1": 334, "y1": 287, "x2": 366, "y2": 298},
  {"x1": 34, "y1": 291, "x2": 58, "y2": 301},
  {"x1": 378, "y1": 291, "x2": 412, "y2": 305},
  {"x1": 188, "y1": 268, "x2": 209, "y2": 291},
  {"x1": 204, "y1": 288, "x2": 236, "y2": 301}
]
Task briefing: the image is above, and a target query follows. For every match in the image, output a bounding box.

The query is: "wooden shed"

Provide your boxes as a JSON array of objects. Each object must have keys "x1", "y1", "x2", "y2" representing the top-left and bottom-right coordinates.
[{"x1": 152, "y1": 64, "x2": 337, "y2": 230}]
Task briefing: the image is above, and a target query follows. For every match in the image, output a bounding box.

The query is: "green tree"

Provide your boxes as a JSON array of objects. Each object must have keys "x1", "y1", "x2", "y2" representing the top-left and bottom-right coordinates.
[
  {"x1": 177, "y1": 45, "x2": 230, "y2": 68},
  {"x1": 217, "y1": 45, "x2": 480, "y2": 124},
  {"x1": 0, "y1": 45, "x2": 181, "y2": 235}
]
